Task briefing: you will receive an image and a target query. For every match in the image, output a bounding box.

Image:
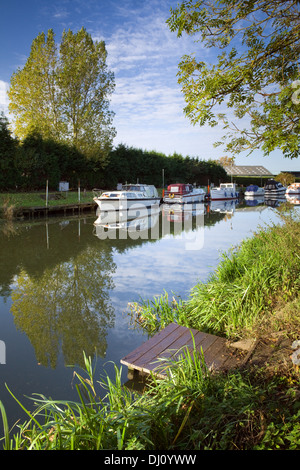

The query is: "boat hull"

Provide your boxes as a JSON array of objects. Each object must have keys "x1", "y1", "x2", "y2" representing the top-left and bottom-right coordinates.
[
  {"x1": 209, "y1": 191, "x2": 239, "y2": 200},
  {"x1": 94, "y1": 197, "x2": 160, "y2": 212},
  {"x1": 163, "y1": 192, "x2": 205, "y2": 204},
  {"x1": 286, "y1": 184, "x2": 300, "y2": 196},
  {"x1": 244, "y1": 190, "x2": 265, "y2": 197},
  {"x1": 264, "y1": 189, "x2": 286, "y2": 197}
]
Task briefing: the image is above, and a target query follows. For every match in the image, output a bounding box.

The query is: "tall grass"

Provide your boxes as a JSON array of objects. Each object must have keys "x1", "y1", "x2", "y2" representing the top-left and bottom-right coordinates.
[
  {"x1": 130, "y1": 208, "x2": 300, "y2": 339},
  {"x1": 1, "y1": 346, "x2": 299, "y2": 450}
]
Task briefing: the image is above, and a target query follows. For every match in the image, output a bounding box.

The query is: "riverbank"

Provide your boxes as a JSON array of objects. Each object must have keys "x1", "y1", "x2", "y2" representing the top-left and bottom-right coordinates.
[
  {"x1": 0, "y1": 207, "x2": 299, "y2": 450},
  {"x1": 0, "y1": 191, "x2": 97, "y2": 219}
]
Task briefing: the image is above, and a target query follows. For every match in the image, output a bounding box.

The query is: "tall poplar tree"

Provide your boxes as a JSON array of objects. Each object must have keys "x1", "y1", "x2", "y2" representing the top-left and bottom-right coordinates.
[{"x1": 8, "y1": 28, "x2": 115, "y2": 162}]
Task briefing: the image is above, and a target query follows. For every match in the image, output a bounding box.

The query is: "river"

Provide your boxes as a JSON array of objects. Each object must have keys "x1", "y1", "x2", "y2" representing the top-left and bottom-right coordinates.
[{"x1": 0, "y1": 198, "x2": 297, "y2": 429}]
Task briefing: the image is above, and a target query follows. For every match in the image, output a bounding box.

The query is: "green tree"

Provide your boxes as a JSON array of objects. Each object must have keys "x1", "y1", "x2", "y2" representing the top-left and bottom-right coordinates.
[
  {"x1": 8, "y1": 28, "x2": 115, "y2": 163},
  {"x1": 8, "y1": 29, "x2": 61, "y2": 140},
  {"x1": 275, "y1": 172, "x2": 295, "y2": 186},
  {"x1": 0, "y1": 112, "x2": 19, "y2": 189},
  {"x1": 167, "y1": 0, "x2": 300, "y2": 159}
]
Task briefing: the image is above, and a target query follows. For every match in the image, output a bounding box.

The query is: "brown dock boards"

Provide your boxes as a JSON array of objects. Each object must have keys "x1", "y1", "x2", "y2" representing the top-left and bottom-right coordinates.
[{"x1": 120, "y1": 323, "x2": 237, "y2": 379}]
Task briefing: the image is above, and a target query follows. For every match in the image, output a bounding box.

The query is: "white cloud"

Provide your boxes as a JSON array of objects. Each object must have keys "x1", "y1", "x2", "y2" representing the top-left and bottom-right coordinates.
[
  {"x1": 0, "y1": 80, "x2": 9, "y2": 115},
  {"x1": 89, "y1": 2, "x2": 206, "y2": 152}
]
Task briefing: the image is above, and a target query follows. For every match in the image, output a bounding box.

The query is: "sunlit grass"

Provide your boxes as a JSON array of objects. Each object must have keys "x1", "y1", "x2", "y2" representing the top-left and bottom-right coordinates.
[
  {"x1": 0, "y1": 191, "x2": 95, "y2": 209},
  {"x1": 130, "y1": 207, "x2": 300, "y2": 340},
  {"x1": 1, "y1": 345, "x2": 299, "y2": 450}
]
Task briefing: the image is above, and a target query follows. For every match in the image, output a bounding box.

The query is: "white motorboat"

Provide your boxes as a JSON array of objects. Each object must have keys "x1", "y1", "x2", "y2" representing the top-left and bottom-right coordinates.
[
  {"x1": 163, "y1": 183, "x2": 205, "y2": 204},
  {"x1": 93, "y1": 184, "x2": 161, "y2": 212},
  {"x1": 264, "y1": 179, "x2": 286, "y2": 197},
  {"x1": 209, "y1": 183, "x2": 239, "y2": 201},
  {"x1": 244, "y1": 184, "x2": 265, "y2": 197},
  {"x1": 286, "y1": 182, "x2": 300, "y2": 196}
]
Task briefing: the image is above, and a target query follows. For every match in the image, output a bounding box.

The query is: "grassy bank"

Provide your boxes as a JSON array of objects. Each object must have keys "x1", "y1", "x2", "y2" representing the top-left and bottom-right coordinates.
[
  {"x1": 130, "y1": 206, "x2": 300, "y2": 340},
  {"x1": 0, "y1": 191, "x2": 95, "y2": 216},
  {"x1": 1, "y1": 209, "x2": 299, "y2": 450}
]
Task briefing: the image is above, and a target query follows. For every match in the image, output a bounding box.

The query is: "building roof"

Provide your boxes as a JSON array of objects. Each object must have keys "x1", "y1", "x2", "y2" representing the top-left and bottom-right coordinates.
[{"x1": 224, "y1": 165, "x2": 273, "y2": 176}]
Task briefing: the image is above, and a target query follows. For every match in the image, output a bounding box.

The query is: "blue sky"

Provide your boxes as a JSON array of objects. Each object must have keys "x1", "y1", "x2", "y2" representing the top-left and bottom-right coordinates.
[{"x1": 0, "y1": 0, "x2": 299, "y2": 174}]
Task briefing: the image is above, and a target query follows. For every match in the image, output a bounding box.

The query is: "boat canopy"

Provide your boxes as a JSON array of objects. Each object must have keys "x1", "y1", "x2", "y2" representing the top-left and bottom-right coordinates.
[
  {"x1": 246, "y1": 184, "x2": 259, "y2": 191},
  {"x1": 101, "y1": 191, "x2": 145, "y2": 199},
  {"x1": 167, "y1": 183, "x2": 192, "y2": 194},
  {"x1": 264, "y1": 179, "x2": 283, "y2": 190},
  {"x1": 123, "y1": 184, "x2": 158, "y2": 198}
]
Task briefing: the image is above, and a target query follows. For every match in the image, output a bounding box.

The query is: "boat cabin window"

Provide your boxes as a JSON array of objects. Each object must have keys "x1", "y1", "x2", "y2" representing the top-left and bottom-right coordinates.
[
  {"x1": 125, "y1": 185, "x2": 145, "y2": 192},
  {"x1": 167, "y1": 184, "x2": 190, "y2": 194},
  {"x1": 169, "y1": 186, "x2": 179, "y2": 193}
]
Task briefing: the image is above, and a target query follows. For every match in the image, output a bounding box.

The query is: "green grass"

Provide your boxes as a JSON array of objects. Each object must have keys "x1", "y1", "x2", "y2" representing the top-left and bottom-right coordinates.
[
  {"x1": 130, "y1": 206, "x2": 300, "y2": 340},
  {"x1": 1, "y1": 345, "x2": 299, "y2": 450},
  {"x1": 0, "y1": 191, "x2": 95, "y2": 209}
]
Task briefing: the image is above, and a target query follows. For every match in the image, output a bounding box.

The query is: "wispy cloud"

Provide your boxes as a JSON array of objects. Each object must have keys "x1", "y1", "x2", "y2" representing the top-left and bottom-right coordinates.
[
  {"x1": 0, "y1": 80, "x2": 9, "y2": 115},
  {"x1": 90, "y1": 2, "x2": 208, "y2": 154}
]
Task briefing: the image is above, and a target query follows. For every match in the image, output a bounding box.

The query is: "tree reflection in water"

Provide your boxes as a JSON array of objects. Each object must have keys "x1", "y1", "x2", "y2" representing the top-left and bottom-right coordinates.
[{"x1": 10, "y1": 237, "x2": 115, "y2": 369}]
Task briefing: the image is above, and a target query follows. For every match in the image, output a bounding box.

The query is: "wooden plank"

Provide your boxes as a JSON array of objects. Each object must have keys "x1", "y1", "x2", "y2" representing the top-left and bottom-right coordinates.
[
  {"x1": 123, "y1": 326, "x2": 187, "y2": 371},
  {"x1": 146, "y1": 330, "x2": 224, "y2": 377},
  {"x1": 120, "y1": 323, "x2": 236, "y2": 379},
  {"x1": 201, "y1": 337, "x2": 228, "y2": 370},
  {"x1": 120, "y1": 323, "x2": 180, "y2": 367}
]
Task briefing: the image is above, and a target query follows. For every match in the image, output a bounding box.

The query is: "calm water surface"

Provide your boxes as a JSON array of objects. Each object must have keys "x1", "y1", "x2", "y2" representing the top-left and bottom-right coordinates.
[{"x1": 0, "y1": 199, "x2": 294, "y2": 428}]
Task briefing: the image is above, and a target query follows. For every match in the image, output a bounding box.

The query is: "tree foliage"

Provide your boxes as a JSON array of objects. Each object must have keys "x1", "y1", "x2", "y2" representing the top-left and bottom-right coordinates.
[
  {"x1": 0, "y1": 113, "x2": 18, "y2": 190},
  {"x1": 0, "y1": 127, "x2": 227, "y2": 191},
  {"x1": 8, "y1": 28, "x2": 115, "y2": 162},
  {"x1": 167, "y1": 0, "x2": 300, "y2": 158}
]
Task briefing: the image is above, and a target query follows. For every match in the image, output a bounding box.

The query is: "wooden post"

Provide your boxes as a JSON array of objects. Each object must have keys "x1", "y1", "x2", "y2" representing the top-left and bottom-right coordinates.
[{"x1": 46, "y1": 180, "x2": 48, "y2": 207}]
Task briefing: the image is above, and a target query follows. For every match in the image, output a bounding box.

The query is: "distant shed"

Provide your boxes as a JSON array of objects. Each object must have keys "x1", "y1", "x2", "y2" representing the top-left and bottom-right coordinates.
[{"x1": 223, "y1": 165, "x2": 273, "y2": 177}]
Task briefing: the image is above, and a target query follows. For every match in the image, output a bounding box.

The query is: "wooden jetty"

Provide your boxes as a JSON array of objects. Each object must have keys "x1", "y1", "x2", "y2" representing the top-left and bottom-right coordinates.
[
  {"x1": 13, "y1": 202, "x2": 96, "y2": 219},
  {"x1": 121, "y1": 322, "x2": 243, "y2": 379}
]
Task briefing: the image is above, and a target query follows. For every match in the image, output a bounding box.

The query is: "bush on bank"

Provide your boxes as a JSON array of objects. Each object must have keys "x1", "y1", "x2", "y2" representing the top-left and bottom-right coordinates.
[{"x1": 1, "y1": 208, "x2": 299, "y2": 450}]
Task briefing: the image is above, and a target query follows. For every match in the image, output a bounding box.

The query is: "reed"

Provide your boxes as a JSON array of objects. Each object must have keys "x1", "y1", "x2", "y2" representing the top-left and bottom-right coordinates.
[
  {"x1": 1, "y1": 344, "x2": 299, "y2": 450},
  {"x1": 130, "y1": 208, "x2": 300, "y2": 339},
  {"x1": 1, "y1": 197, "x2": 15, "y2": 220}
]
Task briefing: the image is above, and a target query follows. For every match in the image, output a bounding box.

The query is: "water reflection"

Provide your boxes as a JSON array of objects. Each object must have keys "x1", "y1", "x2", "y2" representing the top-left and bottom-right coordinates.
[
  {"x1": 1, "y1": 219, "x2": 116, "y2": 368},
  {"x1": 285, "y1": 194, "x2": 300, "y2": 205}
]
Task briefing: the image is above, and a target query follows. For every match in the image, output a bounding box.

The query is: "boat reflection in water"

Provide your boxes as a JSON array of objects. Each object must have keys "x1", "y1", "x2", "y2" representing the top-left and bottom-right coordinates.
[
  {"x1": 285, "y1": 194, "x2": 300, "y2": 205},
  {"x1": 94, "y1": 202, "x2": 206, "y2": 251},
  {"x1": 93, "y1": 205, "x2": 160, "y2": 240},
  {"x1": 264, "y1": 196, "x2": 287, "y2": 208},
  {"x1": 162, "y1": 202, "x2": 205, "y2": 223},
  {"x1": 244, "y1": 195, "x2": 265, "y2": 207},
  {"x1": 209, "y1": 199, "x2": 239, "y2": 214}
]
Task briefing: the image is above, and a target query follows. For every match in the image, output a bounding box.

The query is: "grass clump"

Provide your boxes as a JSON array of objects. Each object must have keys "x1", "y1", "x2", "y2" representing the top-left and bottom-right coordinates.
[
  {"x1": 1, "y1": 347, "x2": 299, "y2": 450},
  {"x1": 130, "y1": 208, "x2": 300, "y2": 340},
  {"x1": 0, "y1": 191, "x2": 95, "y2": 214}
]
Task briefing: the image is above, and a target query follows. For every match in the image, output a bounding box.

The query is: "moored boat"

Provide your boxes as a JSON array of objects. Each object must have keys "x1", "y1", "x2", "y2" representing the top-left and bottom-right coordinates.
[
  {"x1": 244, "y1": 184, "x2": 265, "y2": 197},
  {"x1": 209, "y1": 182, "x2": 239, "y2": 201},
  {"x1": 286, "y1": 182, "x2": 300, "y2": 196},
  {"x1": 163, "y1": 183, "x2": 205, "y2": 204},
  {"x1": 93, "y1": 184, "x2": 161, "y2": 212},
  {"x1": 264, "y1": 179, "x2": 286, "y2": 197}
]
